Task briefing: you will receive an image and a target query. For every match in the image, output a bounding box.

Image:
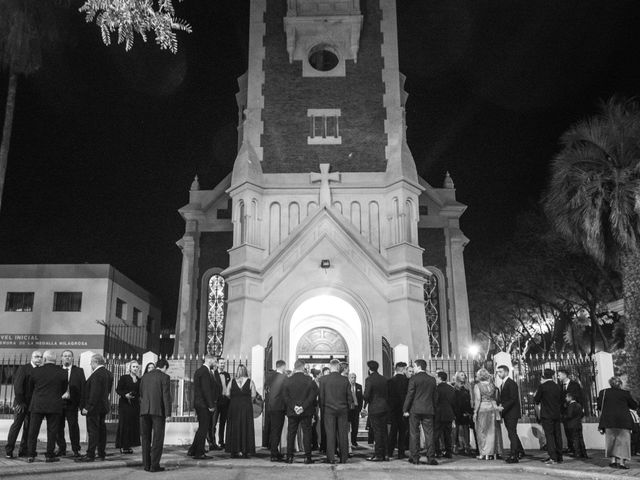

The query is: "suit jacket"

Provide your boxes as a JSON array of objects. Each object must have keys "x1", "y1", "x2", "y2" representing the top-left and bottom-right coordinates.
[
  {"x1": 268, "y1": 371, "x2": 287, "y2": 412},
  {"x1": 435, "y1": 382, "x2": 456, "y2": 422},
  {"x1": 561, "y1": 380, "x2": 583, "y2": 411},
  {"x1": 319, "y1": 371, "x2": 352, "y2": 414},
  {"x1": 140, "y1": 369, "x2": 172, "y2": 417},
  {"x1": 193, "y1": 365, "x2": 218, "y2": 410},
  {"x1": 403, "y1": 371, "x2": 437, "y2": 416},
  {"x1": 533, "y1": 379, "x2": 563, "y2": 421},
  {"x1": 563, "y1": 401, "x2": 584, "y2": 430},
  {"x1": 498, "y1": 377, "x2": 521, "y2": 420},
  {"x1": 13, "y1": 363, "x2": 36, "y2": 407},
  {"x1": 62, "y1": 365, "x2": 86, "y2": 409},
  {"x1": 82, "y1": 366, "x2": 113, "y2": 416},
  {"x1": 348, "y1": 382, "x2": 364, "y2": 412},
  {"x1": 213, "y1": 370, "x2": 231, "y2": 407},
  {"x1": 597, "y1": 387, "x2": 638, "y2": 430},
  {"x1": 29, "y1": 363, "x2": 68, "y2": 414},
  {"x1": 283, "y1": 372, "x2": 317, "y2": 417},
  {"x1": 388, "y1": 374, "x2": 409, "y2": 414},
  {"x1": 364, "y1": 372, "x2": 389, "y2": 415}
]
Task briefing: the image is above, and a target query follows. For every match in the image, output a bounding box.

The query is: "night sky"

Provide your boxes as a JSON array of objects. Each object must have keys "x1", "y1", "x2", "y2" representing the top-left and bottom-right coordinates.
[{"x1": 1, "y1": 0, "x2": 640, "y2": 329}]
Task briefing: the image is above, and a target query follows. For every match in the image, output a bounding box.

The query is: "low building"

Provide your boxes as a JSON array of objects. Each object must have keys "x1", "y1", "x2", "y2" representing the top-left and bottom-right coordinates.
[{"x1": 0, "y1": 264, "x2": 161, "y2": 356}]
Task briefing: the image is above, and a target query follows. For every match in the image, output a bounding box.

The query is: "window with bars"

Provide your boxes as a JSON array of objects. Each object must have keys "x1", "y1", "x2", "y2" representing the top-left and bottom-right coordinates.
[
  {"x1": 424, "y1": 274, "x2": 441, "y2": 357},
  {"x1": 53, "y1": 292, "x2": 82, "y2": 312},
  {"x1": 132, "y1": 307, "x2": 141, "y2": 326},
  {"x1": 307, "y1": 108, "x2": 342, "y2": 145},
  {"x1": 5, "y1": 292, "x2": 34, "y2": 312},
  {"x1": 207, "y1": 274, "x2": 226, "y2": 356}
]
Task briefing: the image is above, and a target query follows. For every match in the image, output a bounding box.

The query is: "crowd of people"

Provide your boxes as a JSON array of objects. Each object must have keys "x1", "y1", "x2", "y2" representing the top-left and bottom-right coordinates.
[{"x1": 3, "y1": 349, "x2": 640, "y2": 472}]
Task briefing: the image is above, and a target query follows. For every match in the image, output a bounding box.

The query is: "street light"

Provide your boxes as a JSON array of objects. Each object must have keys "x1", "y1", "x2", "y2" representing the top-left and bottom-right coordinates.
[{"x1": 468, "y1": 344, "x2": 480, "y2": 357}]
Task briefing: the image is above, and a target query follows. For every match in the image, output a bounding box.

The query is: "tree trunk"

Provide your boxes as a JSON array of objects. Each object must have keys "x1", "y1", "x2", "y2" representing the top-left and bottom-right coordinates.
[
  {"x1": 0, "y1": 69, "x2": 18, "y2": 213},
  {"x1": 621, "y1": 249, "x2": 640, "y2": 400}
]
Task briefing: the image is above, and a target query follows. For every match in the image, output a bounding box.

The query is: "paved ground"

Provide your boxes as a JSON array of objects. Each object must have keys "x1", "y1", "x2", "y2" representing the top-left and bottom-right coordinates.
[{"x1": 2, "y1": 445, "x2": 639, "y2": 479}]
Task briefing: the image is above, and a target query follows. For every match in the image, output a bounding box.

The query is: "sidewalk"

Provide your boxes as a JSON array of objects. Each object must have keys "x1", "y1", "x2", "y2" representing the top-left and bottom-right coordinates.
[{"x1": 1, "y1": 444, "x2": 639, "y2": 478}]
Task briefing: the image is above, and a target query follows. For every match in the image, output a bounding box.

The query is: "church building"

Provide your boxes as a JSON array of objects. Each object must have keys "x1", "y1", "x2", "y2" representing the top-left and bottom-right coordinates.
[{"x1": 175, "y1": 0, "x2": 471, "y2": 380}]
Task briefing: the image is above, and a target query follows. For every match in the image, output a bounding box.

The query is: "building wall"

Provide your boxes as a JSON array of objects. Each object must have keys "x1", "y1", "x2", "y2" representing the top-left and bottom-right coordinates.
[{"x1": 261, "y1": 0, "x2": 387, "y2": 173}]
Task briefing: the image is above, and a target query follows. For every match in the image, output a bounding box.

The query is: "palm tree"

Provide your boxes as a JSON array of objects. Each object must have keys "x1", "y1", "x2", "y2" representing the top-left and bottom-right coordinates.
[
  {"x1": 544, "y1": 97, "x2": 640, "y2": 398},
  {"x1": 0, "y1": 0, "x2": 44, "y2": 212}
]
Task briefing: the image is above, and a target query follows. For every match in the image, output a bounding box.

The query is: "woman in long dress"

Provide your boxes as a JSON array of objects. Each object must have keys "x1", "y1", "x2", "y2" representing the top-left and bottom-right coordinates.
[
  {"x1": 473, "y1": 368, "x2": 497, "y2": 460},
  {"x1": 225, "y1": 364, "x2": 257, "y2": 458},
  {"x1": 597, "y1": 376, "x2": 638, "y2": 469},
  {"x1": 115, "y1": 360, "x2": 141, "y2": 454}
]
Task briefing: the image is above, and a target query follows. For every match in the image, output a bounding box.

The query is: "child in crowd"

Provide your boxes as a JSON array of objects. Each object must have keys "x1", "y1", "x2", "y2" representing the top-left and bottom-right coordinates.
[{"x1": 564, "y1": 392, "x2": 588, "y2": 459}]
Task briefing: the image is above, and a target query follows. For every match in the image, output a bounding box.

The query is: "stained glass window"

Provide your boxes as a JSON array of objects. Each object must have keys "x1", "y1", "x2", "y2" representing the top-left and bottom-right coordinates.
[
  {"x1": 207, "y1": 274, "x2": 226, "y2": 356},
  {"x1": 424, "y1": 274, "x2": 441, "y2": 357}
]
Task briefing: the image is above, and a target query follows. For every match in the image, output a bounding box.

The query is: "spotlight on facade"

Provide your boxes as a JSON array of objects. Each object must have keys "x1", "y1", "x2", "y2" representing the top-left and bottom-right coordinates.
[
  {"x1": 320, "y1": 259, "x2": 331, "y2": 271},
  {"x1": 467, "y1": 344, "x2": 480, "y2": 357}
]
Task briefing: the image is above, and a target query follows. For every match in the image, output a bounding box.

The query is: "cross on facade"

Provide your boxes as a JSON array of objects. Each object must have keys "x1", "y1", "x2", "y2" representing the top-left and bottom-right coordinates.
[{"x1": 310, "y1": 163, "x2": 341, "y2": 206}]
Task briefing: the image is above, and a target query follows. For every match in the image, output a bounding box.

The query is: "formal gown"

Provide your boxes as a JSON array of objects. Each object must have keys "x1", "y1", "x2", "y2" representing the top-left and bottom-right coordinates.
[
  {"x1": 474, "y1": 381, "x2": 497, "y2": 456},
  {"x1": 115, "y1": 374, "x2": 141, "y2": 449},
  {"x1": 225, "y1": 379, "x2": 256, "y2": 456}
]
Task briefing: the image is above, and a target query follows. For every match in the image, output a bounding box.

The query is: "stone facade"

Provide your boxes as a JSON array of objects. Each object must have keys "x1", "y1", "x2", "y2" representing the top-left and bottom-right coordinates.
[{"x1": 175, "y1": 0, "x2": 471, "y2": 380}]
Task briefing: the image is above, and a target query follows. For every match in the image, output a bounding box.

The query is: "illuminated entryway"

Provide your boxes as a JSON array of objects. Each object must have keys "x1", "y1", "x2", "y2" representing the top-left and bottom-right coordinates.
[
  {"x1": 296, "y1": 327, "x2": 349, "y2": 371},
  {"x1": 289, "y1": 295, "x2": 363, "y2": 381}
]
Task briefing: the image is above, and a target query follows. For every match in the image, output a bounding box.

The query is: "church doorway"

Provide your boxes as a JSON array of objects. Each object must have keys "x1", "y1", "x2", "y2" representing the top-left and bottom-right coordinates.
[
  {"x1": 288, "y1": 294, "x2": 363, "y2": 381},
  {"x1": 296, "y1": 327, "x2": 348, "y2": 372}
]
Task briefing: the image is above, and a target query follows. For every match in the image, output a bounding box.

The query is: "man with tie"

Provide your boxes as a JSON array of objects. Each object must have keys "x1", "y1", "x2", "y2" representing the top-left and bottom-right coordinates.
[
  {"x1": 557, "y1": 368, "x2": 583, "y2": 455},
  {"x1": 403, "y1": 358, "x2": 438, "y2": 466},
  {"x1": 139, "y1": 358, "x2": 172, "y2": 472},
  {"x1": 363, "y1": 360, "x2": 390, "y2": 462},
  {"x1": 387, "y1": 362, "x2": 409, "y2": 459},
  {"x1": 434, "y1": 371, "x2": 456, "y2": 458},
  {"x1": 5, "y1": 350, "x2": 42, "y2": 459},
  {"x1": 282, "y1": 359, "x2": 317, "y2": 464},
  {"x1": 319, "y1": 359, "x2": 353, "y2": 464},
  {"x1": 188, "y1": 354, "x2": 219, "y2": 459},
  {"x1": 55, "y1": 350, "x2": 85, "y2": 457},
  {"x1": 496, "y1": 365, "x2": 525, "y2": 463},
  {"x1": 27, "y1": 351, "x2": 68, "y2": 463},
  {"x1": 210, "y1": 357, "x2": 230, "y2": 450},
  {"x1": 77, "y1": 354, "x2": 113, "y2": 462},
  {"x1": 347, "y1": 372, "x2": 363, "y2": 448},
  {"x1": 268, "y1": 360, "x2": 287, "y2": 461},
  {"x1": 534, "y1": 368, "x2": 563, "y2": 464}
]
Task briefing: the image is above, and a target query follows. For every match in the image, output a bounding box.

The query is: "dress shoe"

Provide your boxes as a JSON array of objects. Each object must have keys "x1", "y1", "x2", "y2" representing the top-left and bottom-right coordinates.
[
  {"x1": 366, "y1": 455, "x2": 384, "y2": 462},
  {"x1": 5, "y1": 453, "x2": 14, "y2": 459},
  {"x1": 75, "y1": 455, "x2": 95, "y2": 462},
  {"x1": 27, "y1": 457, "x2": 35, "y2": 463},
  {"x1": 427, "y1": 459, "x2": 439, "y2": 465},
  {"x1": 304, "y1": 457, "x2": 314, "y2": 464},
  {"x1": 443, "y1": 452, "x2": 452, "y2": 459},
  {"x1": 193, "y1": 454, "x2": 212, "y2": 460},
  {"x1": 97, "y1": 456, "x2": 106, "y2": 461},
  {"x1": 45, "y1": 457, "x2": 60, "y2": 463},
  {"x1": 409, "y1": 457, "x2": 421, "y2": 464},
  {"x1": 209, "y1": 444, "x2": 221, "y2": 451},
  {"x1": 144, "y1": 466, "x2": 150, "y2": 472},
  {"x1": 505, "y1": 457, "x2": 519, "y2": 464},
  {"x1": 149, "y1": 466, "x2": 166, "y2": 472},
  {"x1": 285, "y1": 455, "x2": 294, "y2": 463},
  {"x1": 544, "y1": 459, "x2": 557, "y2": 465},
  {"x1": 270, "y1": 456, "x2": 284, "y2": 462},
  {"x1": 72, "y1": 451, "x2": 81, "y2": 458},
  {"x1": 323, "y1": 459, "x2": 336, "y2": 464},
  {"x1": 54, "y1": 450, "x2": 66, "y2": 457}
]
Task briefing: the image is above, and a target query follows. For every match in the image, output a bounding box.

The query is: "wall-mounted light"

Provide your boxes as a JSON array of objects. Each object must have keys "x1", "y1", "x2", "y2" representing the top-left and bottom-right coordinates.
[{"x1": 320, "y1": 259, "x2": 330, "y2": 272}]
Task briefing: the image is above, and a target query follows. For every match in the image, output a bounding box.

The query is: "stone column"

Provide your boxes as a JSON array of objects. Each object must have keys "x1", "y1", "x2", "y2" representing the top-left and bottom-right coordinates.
[
  {"x1": 444, "y1": 228, "x2": 471, "y2": 354},
  {"x1": 251, "y1": 345, "x2": 265, "y2": 448},
  {"x1": 175, "y1": 220, "x2": 199, "y2": 355},
  {"x1": 594, "y1": 351, "x2": 614, "y2": 393}
]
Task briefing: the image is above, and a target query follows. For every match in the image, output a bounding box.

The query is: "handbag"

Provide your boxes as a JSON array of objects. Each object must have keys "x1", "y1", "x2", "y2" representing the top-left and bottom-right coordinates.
[{"x1": 252, "y1": 392, "x2": 264, "y2": 418}]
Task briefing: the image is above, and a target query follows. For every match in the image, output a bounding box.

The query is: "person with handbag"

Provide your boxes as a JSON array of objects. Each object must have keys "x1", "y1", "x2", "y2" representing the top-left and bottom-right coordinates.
[{"x1": 597, "y1": 376, "x2": 638, "y2": 470}]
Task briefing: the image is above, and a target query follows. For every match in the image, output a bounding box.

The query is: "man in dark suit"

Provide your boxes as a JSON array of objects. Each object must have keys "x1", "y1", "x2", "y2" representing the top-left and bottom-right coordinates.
[
  {"x1": 56, "y1": 350, "x2": 85, "y2": 457},
  {"x1": 77, "y1": 353, "x2": 113, "y2": 463},
  {"x1": 387, "y1": 362, "x2": 408, "y2": 459},
  {"x1": 283, "y1": 359, "x2": 317, "y2": 464},
  {"x1": 27, "y1": 350, "x2": 67, "y2": 463},
  {"x1": 497, "y1": 364, "x2": 524, "y2": 463},
  {"x1": 403, "y1": 358, "x2": 438, "y2": 466},
  {"x1": 209, "y1": 357, "x2": 230, "y2": 450},
  {"x1": 557, "y1": 368, "x2": 583, "y2": 454},
  {"x1": 267, "y1": 360, "x2": 287, "y2": 461},
  {"x1": 5, "y1": 350, "x2": 42, "y2": 459},
  {"x1": 319, "y1": 358, "x2": 353, "y2": 464},
  {"x1": 534, "y1": 368, "x2": 563, "y2": 464},
  {"x1": 139, "y1": 358, "x2": 172, "y2": 472},
  {"x1": 434, "y1": 371, "x2": 455, "y2": 458},
  {"x1": 347, "y1": 372, "x2": 363, "y2": 448},
  {"x1": 363, "y1": 360, "x2": 389, "y2": 462},
  {"x1": 188, "y1": 354, "x2": 218, "y2": 459}
]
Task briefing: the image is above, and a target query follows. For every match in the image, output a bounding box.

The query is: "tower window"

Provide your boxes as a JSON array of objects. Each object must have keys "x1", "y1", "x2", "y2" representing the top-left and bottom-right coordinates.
[
  {"x1": 308, "y1": 45, "x2": 339, "y2": 72},
  {"x1": 307, "y1": 109, "x2": 342, "y2": 145}
]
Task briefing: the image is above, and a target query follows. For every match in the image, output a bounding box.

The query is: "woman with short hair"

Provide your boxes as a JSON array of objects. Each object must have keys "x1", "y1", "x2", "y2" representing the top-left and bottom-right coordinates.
[
  {"x1": 225, "y1": 364, "x2": 257, "y2": 458},
  {"x1": 597, "y1": 376, "x2": 638, "y2": 469}
]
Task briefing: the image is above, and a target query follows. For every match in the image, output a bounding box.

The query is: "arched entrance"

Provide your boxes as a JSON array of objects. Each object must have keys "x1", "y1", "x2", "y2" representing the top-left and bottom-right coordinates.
[
  {"x1": 296, "y1": 327, "x2": 348, "y2": 371},
  {"x1": 289, "y1": 294, "x2": 363, "y2": 381}
]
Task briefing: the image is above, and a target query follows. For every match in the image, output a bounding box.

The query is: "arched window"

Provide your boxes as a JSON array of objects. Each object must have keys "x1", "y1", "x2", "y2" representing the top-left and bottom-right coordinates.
[
  {"x1": 382, "y1": 336, "x2": 393, "y2": 378},
  {"x1": 207, "y1": 274, "x2": 227, "y2": 356},
  {"x1": 424, "y1": 273, "x2": 441, "y2": 357}
]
